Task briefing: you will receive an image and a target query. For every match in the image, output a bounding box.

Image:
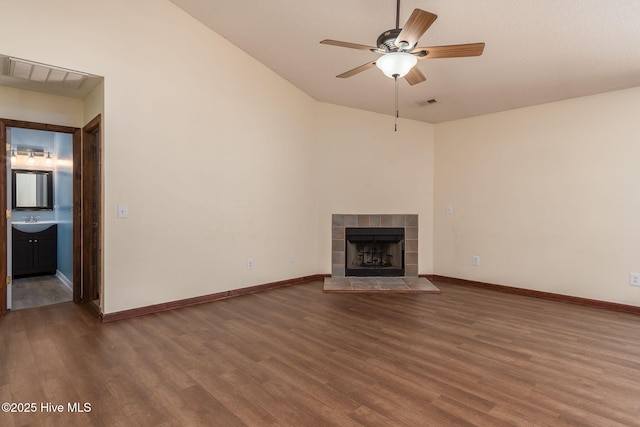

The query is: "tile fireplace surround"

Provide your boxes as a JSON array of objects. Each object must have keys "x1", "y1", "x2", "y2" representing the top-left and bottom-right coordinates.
[{"x1": 332, "y1": 214, "x2": 418, "y2": 277}]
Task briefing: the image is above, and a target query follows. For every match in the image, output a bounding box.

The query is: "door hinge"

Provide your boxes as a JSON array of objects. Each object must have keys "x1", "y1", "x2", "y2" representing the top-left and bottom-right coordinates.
[
  {"x1": 6, "y1": 276, "x2": 10, "y2": 285},
  {"x1": 5, "y1": 209, "x2": 10, "y2": 219},
  {"x1": 5, "y1": 143, "x2": 10, "y2": 152}
]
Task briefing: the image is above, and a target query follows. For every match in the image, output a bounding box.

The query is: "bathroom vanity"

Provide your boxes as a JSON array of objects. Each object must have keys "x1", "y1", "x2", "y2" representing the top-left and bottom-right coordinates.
[
  {"x1": 10, "y1": 167, "x2": 58, "y2": 277},
  {"x1": 12, "y1": 223, "x2": 57, "y2": 277}
]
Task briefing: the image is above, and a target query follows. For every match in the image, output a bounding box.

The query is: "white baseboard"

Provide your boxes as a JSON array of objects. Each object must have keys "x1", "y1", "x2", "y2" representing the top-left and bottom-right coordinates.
[{"x1": 56, "y1": 270, "x2": 73, "y2": 291}]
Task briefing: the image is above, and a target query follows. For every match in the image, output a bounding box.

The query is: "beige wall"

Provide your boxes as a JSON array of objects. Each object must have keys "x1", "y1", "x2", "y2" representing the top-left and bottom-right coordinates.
[
  {"x1": 1, "y1": 0, "x2": 435, "y2": 315},
  {"x1": 0, "y1": 0, "x2": 319, "y2": 313},
  {"x1": 0, "y1": 86, "x2": 83, "y2": 127},
  {"x1": 435, "y1": 87, "x2": 640, "y2": 305},
  {"x1": 99, "y1": 2, "x2": 319, "y2": 313},
  {"x1": 2, "y1": 0, "x2": 638, "y2": 312},
  {"x1": 315, "y1": 103, "x2": 435, "y2": 274},
  {"x1": 83, "y1": 80, "x2": 104, "y2": 126}
]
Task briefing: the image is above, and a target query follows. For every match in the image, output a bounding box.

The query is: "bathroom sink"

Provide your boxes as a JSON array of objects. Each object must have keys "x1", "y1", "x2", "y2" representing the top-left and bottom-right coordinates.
[{"x1": 12, "y1": 221, "x2": 57, "y2": 233}]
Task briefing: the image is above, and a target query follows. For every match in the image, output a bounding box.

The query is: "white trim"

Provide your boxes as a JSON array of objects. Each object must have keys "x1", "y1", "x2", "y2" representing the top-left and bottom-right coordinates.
[{"x1": 56, "y1": 270, "x2": 73, "y2": 291}]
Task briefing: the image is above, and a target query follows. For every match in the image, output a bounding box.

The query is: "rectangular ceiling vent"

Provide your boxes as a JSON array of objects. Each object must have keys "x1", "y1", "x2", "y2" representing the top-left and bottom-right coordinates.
[
  {"x1": 417, "y1": 99, "x2": 438, "y2": 106},
  {"x1": 8, "y1": 57, "x2": 88, "y2": 89}
]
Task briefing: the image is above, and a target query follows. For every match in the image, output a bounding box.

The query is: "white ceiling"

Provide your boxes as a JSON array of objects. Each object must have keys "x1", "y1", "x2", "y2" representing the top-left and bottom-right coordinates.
[{"x1": 169, "y1": 0, "x2": 640, "y2": 123}]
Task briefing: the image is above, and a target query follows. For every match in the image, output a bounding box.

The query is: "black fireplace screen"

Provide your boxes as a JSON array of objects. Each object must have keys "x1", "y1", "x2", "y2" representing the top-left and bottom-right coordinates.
[{"x1": 345, "y1": 227, "x2": 405, "y2": 276}]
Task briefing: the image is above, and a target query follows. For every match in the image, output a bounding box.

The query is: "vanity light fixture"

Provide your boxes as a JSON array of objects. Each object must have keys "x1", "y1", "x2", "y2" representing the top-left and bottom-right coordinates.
[{"x1": 11, "y1": 148, "x2": 55, "y2": 166}]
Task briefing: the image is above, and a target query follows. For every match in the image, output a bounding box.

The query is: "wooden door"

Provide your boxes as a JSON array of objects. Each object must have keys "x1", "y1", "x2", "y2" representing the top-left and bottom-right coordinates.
[{"x1": 81, "y1": 115, "x2": 101, "y2": 304}]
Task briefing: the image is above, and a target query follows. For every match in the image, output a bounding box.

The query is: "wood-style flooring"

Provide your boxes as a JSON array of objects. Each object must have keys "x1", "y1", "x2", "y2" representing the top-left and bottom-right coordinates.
[{"x1": 1, "y1": 280, "x2": 640, "y2": 426}]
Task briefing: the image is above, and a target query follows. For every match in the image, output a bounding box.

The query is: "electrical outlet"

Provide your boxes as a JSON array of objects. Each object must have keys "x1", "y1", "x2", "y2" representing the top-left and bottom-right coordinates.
[
  {"x1": 472, "y1": 255, "x2": 480, "y2": 266},
  {"x1": 117, "y1": 205, "x2": 128, "y2": 218},
  {"x1": 247, "y1": 259, "x2": 254, "y2": 270},
  {"x1": 630, "y1": 272, "x2": 640, "y2": 287},
  {"x1": 289, "y1": 253, "x2": 295, "y2": 264}
]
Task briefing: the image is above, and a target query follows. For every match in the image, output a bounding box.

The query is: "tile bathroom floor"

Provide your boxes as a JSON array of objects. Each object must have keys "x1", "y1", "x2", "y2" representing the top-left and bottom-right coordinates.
[{"x1": 11, "y1": 275, "x2": 72, "y2": 310}]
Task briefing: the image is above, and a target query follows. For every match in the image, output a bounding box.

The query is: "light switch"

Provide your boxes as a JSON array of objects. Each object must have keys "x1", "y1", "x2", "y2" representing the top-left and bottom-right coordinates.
[{"x1": 117, "y1": 205, "x2": 128, "y2": 218}]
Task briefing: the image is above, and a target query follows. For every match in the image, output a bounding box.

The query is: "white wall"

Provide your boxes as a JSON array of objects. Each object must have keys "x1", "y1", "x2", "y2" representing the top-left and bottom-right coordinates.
[
  {"x1": 316, "y1": 103, "x2": 435, "y2": 274},
  {"x1": 434, "y1": 87, "x2": 640, "y2": 306}
]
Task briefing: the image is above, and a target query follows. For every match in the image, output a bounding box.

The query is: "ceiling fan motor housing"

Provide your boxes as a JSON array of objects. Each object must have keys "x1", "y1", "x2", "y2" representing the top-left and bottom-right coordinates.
[
  {"x1": 320, "y1": 7, "x2": 484, "y2": 85},
  {"x1": 377, "y1": 28, "x2": 403, "y2": 51}
]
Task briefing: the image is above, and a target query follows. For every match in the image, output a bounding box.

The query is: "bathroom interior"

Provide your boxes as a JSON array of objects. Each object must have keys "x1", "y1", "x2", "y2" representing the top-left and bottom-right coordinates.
[{"x1": 7, "y1": 126, "x2": 73, "y2": 310}]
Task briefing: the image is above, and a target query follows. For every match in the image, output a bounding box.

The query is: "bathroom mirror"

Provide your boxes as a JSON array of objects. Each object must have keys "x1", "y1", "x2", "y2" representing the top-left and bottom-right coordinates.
[{"x1": 12, "y1": 169, "x2": 54, "y2": 210}]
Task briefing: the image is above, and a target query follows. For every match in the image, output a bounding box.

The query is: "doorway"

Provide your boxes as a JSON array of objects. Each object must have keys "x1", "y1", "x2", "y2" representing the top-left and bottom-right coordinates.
[
  {"x1": 0, "y1": 116, "x2": 102, "y2": 315},
  {"x1": 7, "y1": 127, "x2": 74, "y2": 310}
]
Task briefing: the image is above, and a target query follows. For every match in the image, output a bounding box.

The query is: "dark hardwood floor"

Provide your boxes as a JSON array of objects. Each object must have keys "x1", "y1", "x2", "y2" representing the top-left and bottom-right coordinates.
[{"x1": 1, "y1": 280, "x2": 640, "y2": 426}]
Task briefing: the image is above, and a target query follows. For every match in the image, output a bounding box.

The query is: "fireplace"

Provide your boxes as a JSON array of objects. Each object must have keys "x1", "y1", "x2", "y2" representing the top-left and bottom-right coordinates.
[
  {"x1": 345, "y1": 227, "x2": 405, "y2": 276},
  {"x1": 332, "y1": 214, "x2": 418, "y2": 277}
]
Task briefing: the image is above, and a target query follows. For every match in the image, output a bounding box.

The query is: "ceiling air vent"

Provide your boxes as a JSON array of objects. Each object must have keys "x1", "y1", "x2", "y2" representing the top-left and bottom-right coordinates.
[
  {"x1": 417, "y1": 99, "x2": 437, "y2": 106},
  {"x1": 8, "y1": 57, "x2": 87, "y2": 89}
]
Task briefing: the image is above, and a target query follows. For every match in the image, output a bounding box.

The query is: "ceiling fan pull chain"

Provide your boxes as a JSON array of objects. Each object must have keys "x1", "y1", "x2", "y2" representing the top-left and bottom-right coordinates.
[{"x1": 394, "y1": 75, "x2": 399, "y2": 132}]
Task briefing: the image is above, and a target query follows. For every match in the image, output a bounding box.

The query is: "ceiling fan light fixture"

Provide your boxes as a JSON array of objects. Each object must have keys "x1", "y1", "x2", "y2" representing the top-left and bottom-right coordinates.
[{"x1": 375, "y1": 52, "x2": 417, "y2": 78}]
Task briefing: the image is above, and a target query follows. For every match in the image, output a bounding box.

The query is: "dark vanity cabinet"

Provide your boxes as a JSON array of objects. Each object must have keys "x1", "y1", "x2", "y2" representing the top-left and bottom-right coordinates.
[{"x1": 12, "y1": 225, "x2": 57, "y2": 277}]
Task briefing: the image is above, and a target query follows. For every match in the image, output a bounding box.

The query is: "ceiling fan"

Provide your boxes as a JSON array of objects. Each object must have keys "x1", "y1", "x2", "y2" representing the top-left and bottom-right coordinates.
[{"x1": 320, "y1": 0, "x2": 485, "y2": 85}]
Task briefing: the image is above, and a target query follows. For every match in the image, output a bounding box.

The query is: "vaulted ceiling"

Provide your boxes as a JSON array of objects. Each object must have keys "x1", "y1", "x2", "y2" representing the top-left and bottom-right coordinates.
[{"x1": 170, "y1": 0, "x2": 640, "y2": 123}]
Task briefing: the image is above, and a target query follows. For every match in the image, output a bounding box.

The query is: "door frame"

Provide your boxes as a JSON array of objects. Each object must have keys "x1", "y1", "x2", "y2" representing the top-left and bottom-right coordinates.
[
  {"x1": 0, "y1": 118, "x2": 100, "y2": 315},
  {"x1": 81, "y1": 115, "x2": 102, "y2": 308}
]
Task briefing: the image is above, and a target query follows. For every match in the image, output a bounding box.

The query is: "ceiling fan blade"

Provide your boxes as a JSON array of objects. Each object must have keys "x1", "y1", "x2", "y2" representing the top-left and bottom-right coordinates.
[
  {"x1": 320, "y1": 39, "x2": 378, "y2": 52},
  {"x1": 395, "y1": 9, "x2": 438, "y2": 49},
  {"x1": 412, "y1": 43, "x2": 485, "y2": 59},
  {"x1": 336, "y1": 60, "x2": 377, "y2": 78},
  {"x1": 405, "y1": 67, "x2": 426, "y2": 86}
]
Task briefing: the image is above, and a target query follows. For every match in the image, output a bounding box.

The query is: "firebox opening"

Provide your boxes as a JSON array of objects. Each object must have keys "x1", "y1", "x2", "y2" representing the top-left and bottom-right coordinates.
[{"x1": 345, "y1": 227, "x2": 405, "y2": 277}]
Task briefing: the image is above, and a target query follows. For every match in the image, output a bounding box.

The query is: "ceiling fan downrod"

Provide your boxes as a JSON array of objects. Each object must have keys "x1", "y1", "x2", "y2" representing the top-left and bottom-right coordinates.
[{"x1": 395, "y1": 75, "x2": 399, "y2": 132}]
